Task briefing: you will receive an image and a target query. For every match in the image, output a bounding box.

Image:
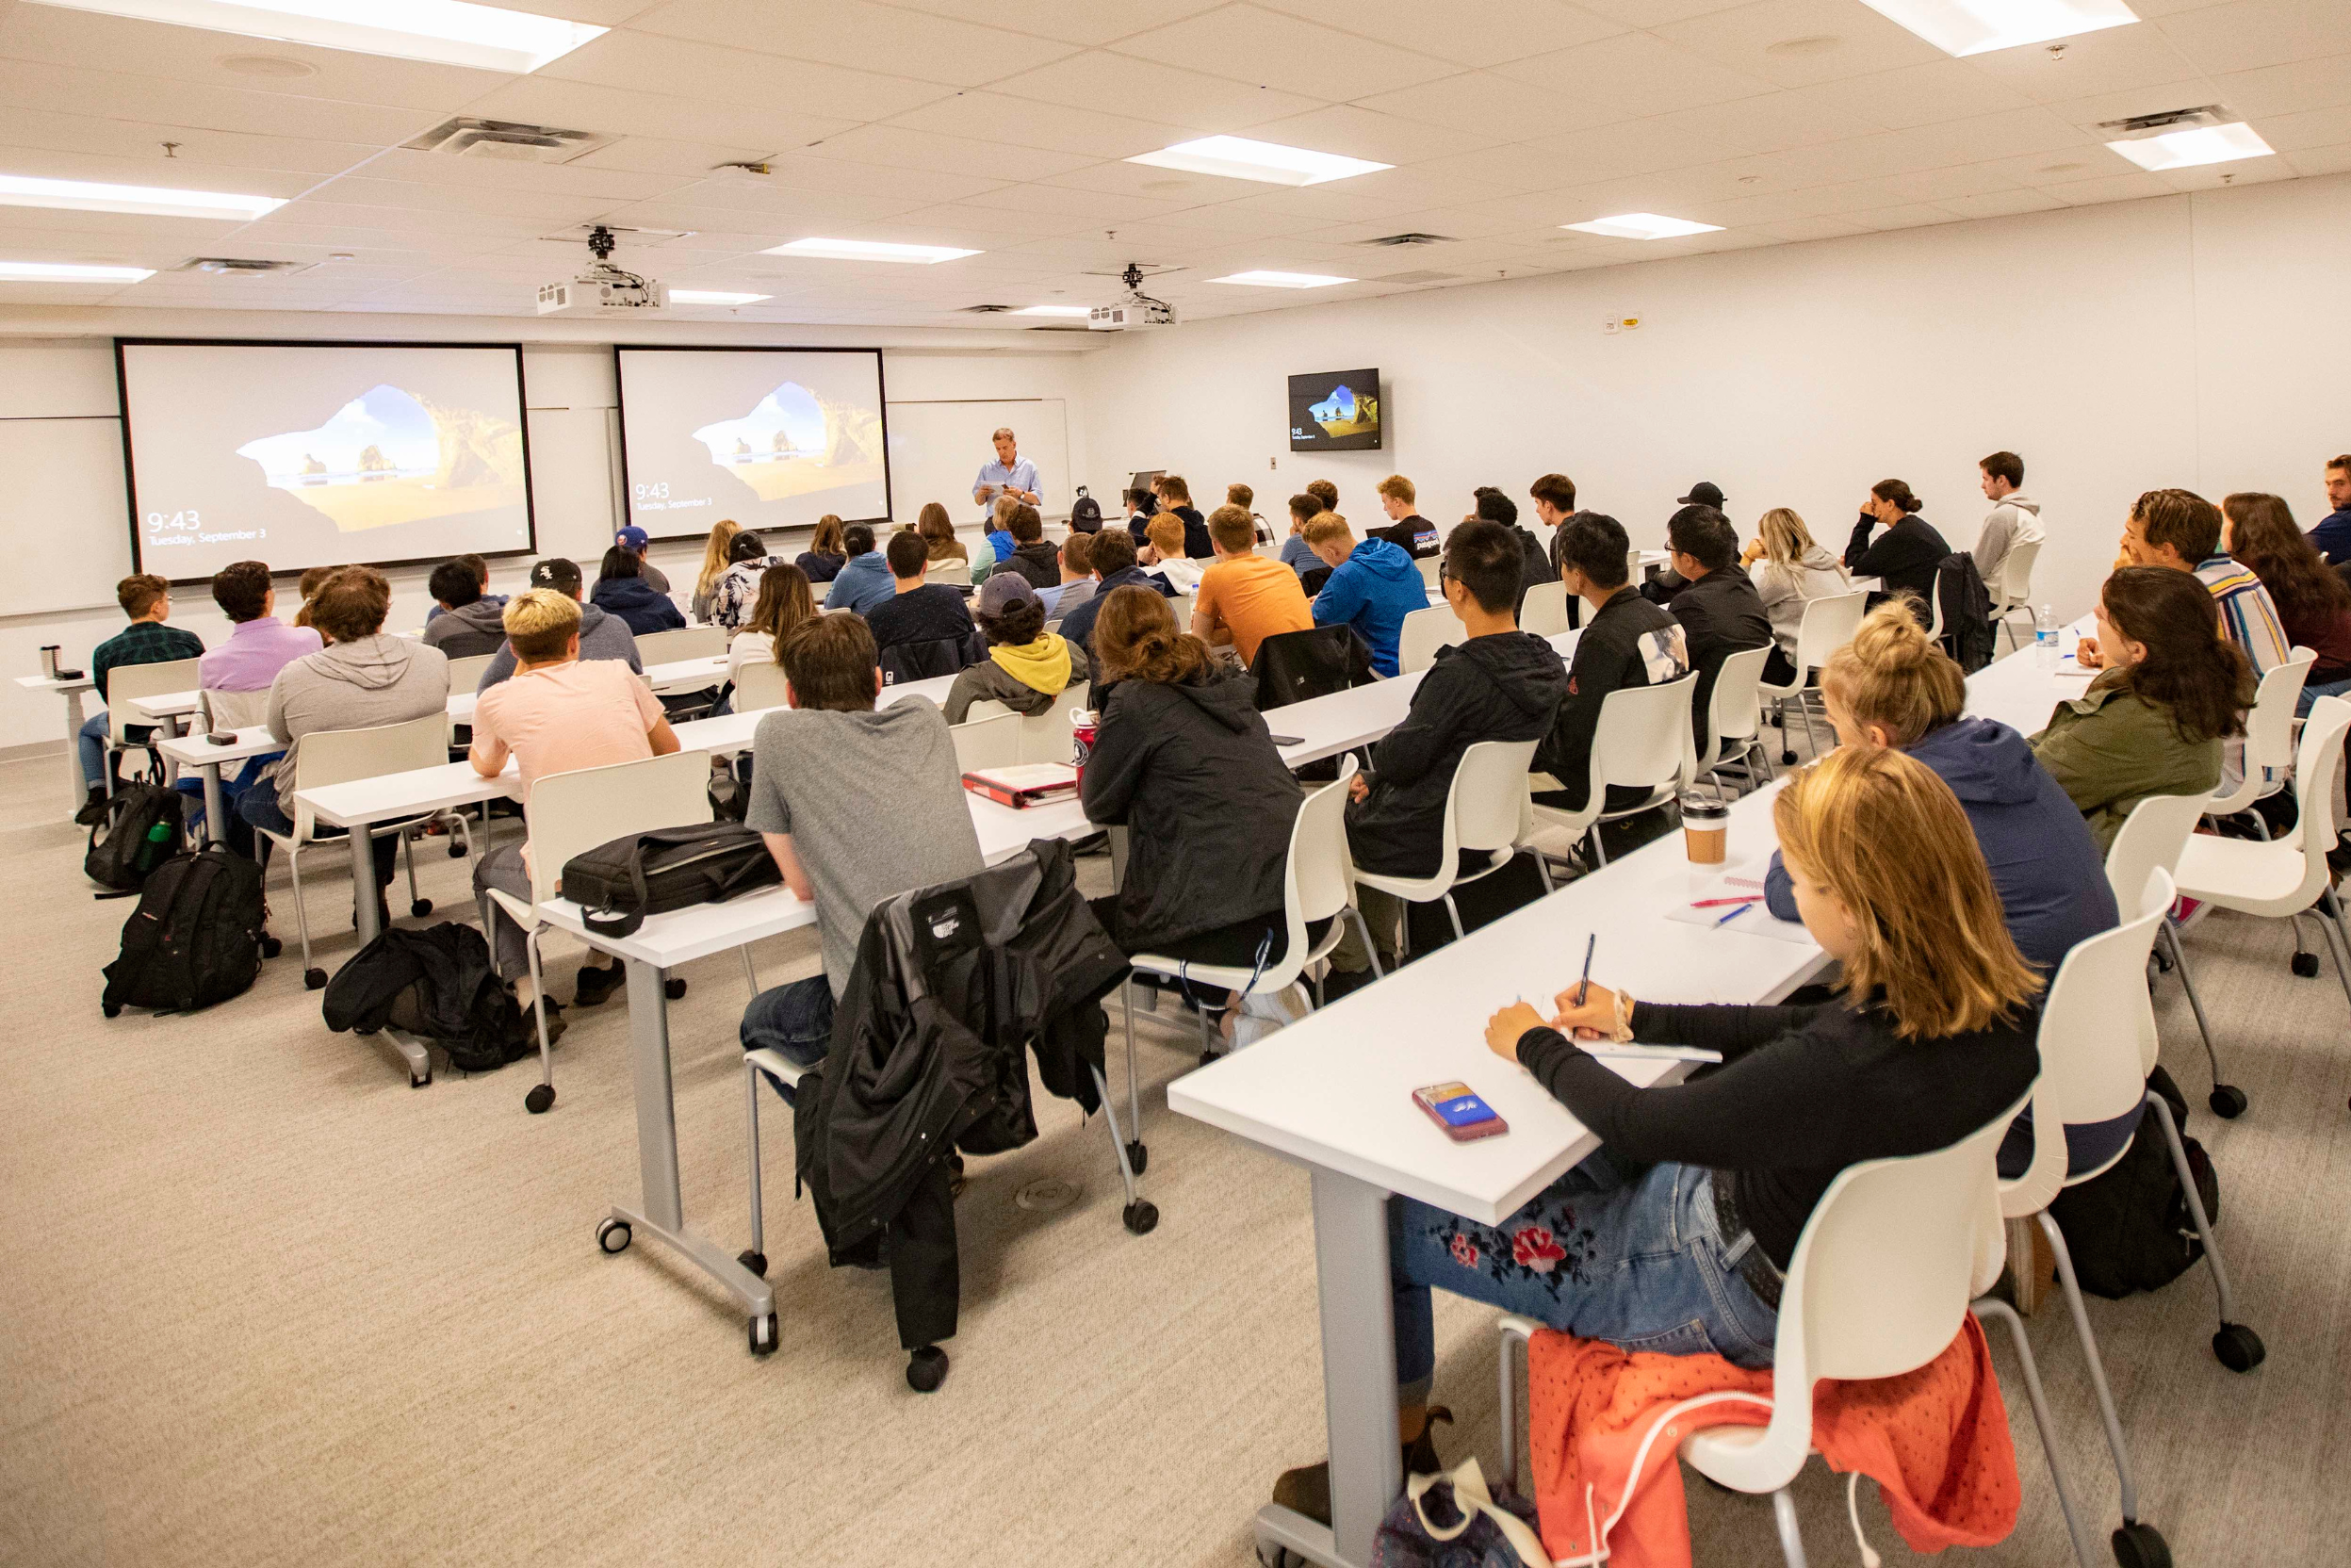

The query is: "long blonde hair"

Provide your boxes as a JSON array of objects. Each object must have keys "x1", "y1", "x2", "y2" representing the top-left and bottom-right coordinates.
[
  {"x1": 1820, "y1": 601, "x2": 1965, "y2": 748},
  {"x1": 1755, "y1": 507, "x2": 1819, "y2": 569},
  {"x1": 745, "y1": 563, "x2": 815, "y2": 658},
  {"x1": 1772, "y1": 746, "x2": 2040, "y2": 1038},
  {"x1": 695, "y1": 518, "x2": 743, "y2": 600}
]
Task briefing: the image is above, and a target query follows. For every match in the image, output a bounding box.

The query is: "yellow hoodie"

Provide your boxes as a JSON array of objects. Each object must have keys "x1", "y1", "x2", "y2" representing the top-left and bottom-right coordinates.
[{"x1": 990, "y1": 631, "x2": 1072, "y2": 695}]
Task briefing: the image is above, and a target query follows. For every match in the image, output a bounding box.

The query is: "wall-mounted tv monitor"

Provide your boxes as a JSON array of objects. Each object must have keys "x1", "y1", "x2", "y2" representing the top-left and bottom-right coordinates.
[
  {"x1": 117, "y1": 338, "x2": 535, "y2": 581},
  {"x1": 1288, "y1": 368, "x2": 1381, "y2": 452},
  {"x1": 615, "y1": 346, "x2": 890, "y2": 540}
]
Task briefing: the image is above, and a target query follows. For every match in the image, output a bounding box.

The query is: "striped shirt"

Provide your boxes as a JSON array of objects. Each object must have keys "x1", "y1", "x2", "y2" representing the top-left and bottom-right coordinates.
[{"x1": 2195, "y1": 556, "x2": 2288, "y2": 678}]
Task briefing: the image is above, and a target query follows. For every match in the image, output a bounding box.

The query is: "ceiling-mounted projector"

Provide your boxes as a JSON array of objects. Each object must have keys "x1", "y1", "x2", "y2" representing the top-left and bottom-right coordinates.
[
  {"x1": 537, "y1": 225, "x2": 667, "y2": 317},
  {"x1": 1090, "y1": 263, "x2": 1176, "y2": 331}
]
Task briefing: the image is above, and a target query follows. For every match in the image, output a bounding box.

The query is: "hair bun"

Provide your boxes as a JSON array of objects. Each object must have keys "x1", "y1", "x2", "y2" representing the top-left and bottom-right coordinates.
[{"x1": 1902, "y1": 496, "x2": 1922, "y2": 514}]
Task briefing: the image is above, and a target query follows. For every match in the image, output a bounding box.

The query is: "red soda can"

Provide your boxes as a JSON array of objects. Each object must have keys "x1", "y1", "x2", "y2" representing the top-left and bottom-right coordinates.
[{"x1": 1070, "y1": 709, "x2": 1099, "y2": 792}]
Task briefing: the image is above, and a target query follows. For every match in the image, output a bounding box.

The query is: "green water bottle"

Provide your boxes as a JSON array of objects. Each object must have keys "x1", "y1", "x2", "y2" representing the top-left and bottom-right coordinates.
[{"x1": 136, "y1": 817, "x2": 174, "y2": 875}]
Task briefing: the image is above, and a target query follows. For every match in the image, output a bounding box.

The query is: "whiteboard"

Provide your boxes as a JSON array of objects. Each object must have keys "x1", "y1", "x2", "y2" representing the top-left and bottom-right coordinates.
[
  {"x1": 884, "y1": 398, "x2": 1070, "y2": 529},
  {"x1": 0, "y1": 416, "x2": 133, "y2": 617}
]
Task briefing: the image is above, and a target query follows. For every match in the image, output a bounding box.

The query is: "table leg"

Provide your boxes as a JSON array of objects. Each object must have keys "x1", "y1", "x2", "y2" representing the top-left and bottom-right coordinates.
[
  {"x1": 606, "y1": 956, "x2": 776, "y2": 1344},
  {"x1": 199, "y1": 761, "x2": 226, "y2": 848},
  {"x1": 1252, "y1": 1168, "x2": 1401, "y2": 1568},
  {"x1": 59, "y1": 690, "x2": 86, "y2": 815},
  {"x1": 349, "y1": 825, "x2": 380, "y2": 945}
]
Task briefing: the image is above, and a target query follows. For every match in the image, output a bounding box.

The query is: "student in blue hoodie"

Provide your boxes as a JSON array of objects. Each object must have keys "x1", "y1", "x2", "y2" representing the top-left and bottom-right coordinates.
[
  {"x1": 823, "y1": 522, "x2": 898, "y2": 615},
  {"x1": 1762, "y1": 601, "x2": 2121, "y2": 1175},
  {"x1": 588, "y1": 547, "x2": 686, "y2": 636},
  {"x1": 1304, "y1": 510, "x2": 1425, "y2": 678}
]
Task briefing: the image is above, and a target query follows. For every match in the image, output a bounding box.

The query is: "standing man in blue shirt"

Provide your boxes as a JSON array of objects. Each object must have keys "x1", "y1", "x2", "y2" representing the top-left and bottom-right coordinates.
[
  {"x1": 2311, "y1": 453, "x2": 2351, "y2": 566},
  {"x1": 971, "y1": 426, "x2": 1040, "y2": 524}
]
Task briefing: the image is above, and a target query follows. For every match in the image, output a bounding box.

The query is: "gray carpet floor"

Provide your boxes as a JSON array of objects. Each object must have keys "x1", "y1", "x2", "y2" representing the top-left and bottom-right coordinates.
[{"x1": 5, "y1": 747, "x2": 2348, "y2": 1568}]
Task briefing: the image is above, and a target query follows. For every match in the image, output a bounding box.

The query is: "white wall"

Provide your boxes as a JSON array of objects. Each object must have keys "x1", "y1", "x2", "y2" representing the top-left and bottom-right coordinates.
[
  {"x1": 0, "y1": 313, "x2": 1088, "y2": 753},
  {"x1": 1077, "y1": 172, "x2": 2351, "y2": 641}
]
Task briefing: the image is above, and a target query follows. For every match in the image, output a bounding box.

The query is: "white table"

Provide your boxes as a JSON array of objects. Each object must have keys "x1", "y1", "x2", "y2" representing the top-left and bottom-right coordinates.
[
  {"x1": 124, "y1": 688, "x2": 203, "y2": 724},
  {"x1": 1264, "y1": 631, "x2": 1579, "y2": 768},
  {"x1": 1170, "y1": 784, "x2": 1825, "y2": 1568},
  {"x1": 529, "y1": 783, "x2": 1094, "y2": 1349},
  {"x1": 447, "y1": 654, "x2": 732, "y2": 724},
  {"x1": 17, "y1": 672, "x2": 97, "y2": 812},
  {"x1": 153, "y1": 727, "x2": 280, "y2": 845},
  {"x1": 1966, "y1": 615, "x2": 2098, "y2": 736}
]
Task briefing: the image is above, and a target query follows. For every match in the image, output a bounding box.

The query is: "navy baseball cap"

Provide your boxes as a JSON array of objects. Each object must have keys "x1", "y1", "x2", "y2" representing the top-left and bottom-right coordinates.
[{"x1": 615, "y1": 524, "x2": 650, "y2": 550}]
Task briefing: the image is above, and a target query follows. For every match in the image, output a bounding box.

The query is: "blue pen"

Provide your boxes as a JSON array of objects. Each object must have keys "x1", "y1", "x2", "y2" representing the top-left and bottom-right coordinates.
[{"x1": 1712, "y1": 902, "x2": 1752, "y2": 928}]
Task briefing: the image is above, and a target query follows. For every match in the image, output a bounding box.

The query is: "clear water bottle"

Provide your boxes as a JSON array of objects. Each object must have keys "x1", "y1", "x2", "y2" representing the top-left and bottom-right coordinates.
[{"x1": 2034, "y1": 604, "x2": 2059, "y2": 668}]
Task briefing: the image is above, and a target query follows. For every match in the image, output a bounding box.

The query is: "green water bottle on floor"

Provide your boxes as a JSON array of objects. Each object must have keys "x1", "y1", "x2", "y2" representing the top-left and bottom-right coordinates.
[{"x1": 135, "y1": 816, "x2": 174, "y2": 876}]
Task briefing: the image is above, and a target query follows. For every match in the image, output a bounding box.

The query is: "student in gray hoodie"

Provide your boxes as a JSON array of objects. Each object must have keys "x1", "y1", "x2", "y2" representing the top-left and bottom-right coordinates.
[
  {"x1": 241, "y1": 565, "x2": 451, "y2": 889},
  {"x1": 421, "y1": 559, "x2": 512, "y2": 658},
  {"x1": 475, "y1": 557, "x2": 643, "y2": 692},
  {"x1": 1972, "y1": 450, "x2": 2044, "y2": 593}
]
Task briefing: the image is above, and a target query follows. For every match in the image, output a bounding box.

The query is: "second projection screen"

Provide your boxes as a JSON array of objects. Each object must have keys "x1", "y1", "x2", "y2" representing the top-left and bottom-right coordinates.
[{"x1": 616, "y1": 347, "x2": 889, "y2": 537}]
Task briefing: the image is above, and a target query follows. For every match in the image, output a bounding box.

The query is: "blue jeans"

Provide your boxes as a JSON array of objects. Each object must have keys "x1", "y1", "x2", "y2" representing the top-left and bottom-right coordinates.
[
  {"x1": 742, "y1": 975, "x2": 835, "y2": 1104},
  {"x1": 77, "y1": 711, "x2": 156, "y2": 792},
  {"x1": 1391, "y1": 1155, "x2": 1779, "y2": 1385},
  {"x1": 2298, "y1": 676, "x2": 2351, "y2": 717},
  {"x1": 238, "y1": 777, "x2": 398, "y2": 883}
]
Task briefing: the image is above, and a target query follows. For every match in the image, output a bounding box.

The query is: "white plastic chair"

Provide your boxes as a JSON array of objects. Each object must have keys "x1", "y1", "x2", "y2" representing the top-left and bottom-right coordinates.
[
  {"x1": 1694, "y1": 645, "x2": 1775, "y2": 798},
  {"x1": 2176, "y1": 696, "x2": 2351, "y2": 1025},
  {"x1": 2203, "y1": 648, "x2": 2313, "y2": 826},
  {"x1": 1413, "y1": 554, "x2": 1443, "y2": 589},
  {"x1": 1493, "y1": 1092, "x2": 2093, "y2": 1568},
  {"x1": 482, "y1": 750, "x2": 710, "y2": 1115},
  {"x1": 1526, "y1": 675, "x2": 1697, "y2": 873},
  {"x1": 102, "y1": 657, "x2": 202, "y2": 790},
  {"x1": 1117, "y1": 759, "x2": 1373, "y2": 1161},
  {"x1": 928, "y1": 556, "x2": 972, "y2": 586},
  {"x1": 1992, "y1": 538, "x2": 2043, "y2": 651},
  {"x1": 732, "y1": 661, "x2": 790, "y2": 714},
  {"x1": 444, "y1": 651, "x2": 496, "y2": 696},
  {"x1": 635, "y1": 625, "x2": 727, "y2": 663},
  {"x1": 1352, "y1": 739, "x2": 1545, "y2": 956},
  {"x1": 1519, "y1": 580, "x2": 1572, "y2": 637},
  {"x1": 949, "y1": 711, "x2": 1020, "y2": 773},
  {"x1": 1755, "y1": 592, "x2": 1865, "y2": 765},
  {"x1": 967, "y1": 683, "x2": 1089, "y2": 765},
  {"x1": 254, "y1": 713, "x2": 464, "y2": 988},
  {"x1": 2102, "y1": 790, "x2": 2237, "y2": 1115},
  {"x1": 1396, "y1": 604, "x2": 1465, "y2": 676},
  {"x1": 1984, "y1": 866, "x2": 2243, "y2": 1568}
]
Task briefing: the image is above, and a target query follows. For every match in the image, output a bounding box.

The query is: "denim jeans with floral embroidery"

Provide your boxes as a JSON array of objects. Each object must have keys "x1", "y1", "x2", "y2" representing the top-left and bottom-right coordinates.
[{"x1": 1390, "y1": 1154, "x2": 1779, "y2": 1383}]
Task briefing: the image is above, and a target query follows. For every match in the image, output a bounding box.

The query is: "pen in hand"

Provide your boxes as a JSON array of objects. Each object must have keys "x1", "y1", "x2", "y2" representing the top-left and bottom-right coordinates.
[{"x1": 1574, "y1": 933, "x2": 1596, "y2": 1007}]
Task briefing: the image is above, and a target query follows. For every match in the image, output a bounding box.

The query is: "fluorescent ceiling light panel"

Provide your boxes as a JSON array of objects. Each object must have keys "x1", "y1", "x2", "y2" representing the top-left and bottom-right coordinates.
[
  {"x1": 0, "y1": 173, "x2": 285, "y2": 220},
  {"x1": 2105, "y1": 121, "x2": 2275, "y2": 171},
  {"x1": 669, "y1": 289, "x2": 770, "y2": 305},
  {"x1": 26, "y1": 0, "x2": 606, "y2": 74},
  {"x1": 1854, "y1": 0, "x2": 2137, "y2": 57},
  {"x1": 1126, "y1": 136, "x2": 1390, "y2": 188},
  {"x1": 1011, "y1": 304, "x2": 1090, "y2": 317},
  {"x1": 0, "y1": 259, "x2": 155, "y2": 282},
  {"x1": 1207, "y1": 270, "x2": 1354, "y2": 289},
  {"x1": 1562, "y1": 212, "x2": 1723, "y2": 240},
  {"x1": 763, "y1": 238, "x2": 979, "y2": 264}
]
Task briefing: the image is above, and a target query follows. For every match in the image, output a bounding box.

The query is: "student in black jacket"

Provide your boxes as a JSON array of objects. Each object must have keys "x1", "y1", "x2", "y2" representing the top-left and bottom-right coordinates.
[
  {"x1": 1332, "y1": 519, "x2": 1567, "y2": 973},
  {"x1": 998, "y1": 503, "x2": 1062, "y2": 590},
  {"x1": 1660, "y1": 505, "x2": 1772, "y2": 755},
  {"x1": 1081, "y1": 585, "x2": 1321, "y2": 1034},
  {"x1": 1150, "y1": 472, "x2": 1214, "y2": 558},
  {"x1": 1537, "y1": 513, "x2": 1690, "y2": 811},
  {"x1": 1471, "y1": 489, "x2": 1559, "y2": 613},
  {"x1": 1845, "y1": 478, "x2": 1951, "y2": 611}
]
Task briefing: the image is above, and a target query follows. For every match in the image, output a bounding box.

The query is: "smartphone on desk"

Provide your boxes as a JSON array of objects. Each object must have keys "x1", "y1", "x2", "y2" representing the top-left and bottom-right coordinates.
[{"x1": 1413, "y1": 1082, "x2": 1508, "y2": 1142}]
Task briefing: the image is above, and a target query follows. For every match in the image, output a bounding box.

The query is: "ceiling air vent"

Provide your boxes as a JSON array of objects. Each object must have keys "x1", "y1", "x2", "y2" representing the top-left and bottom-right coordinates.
[
  {"x1": 172, "y1": 256, "x2": 315, "y2": 276},
  {"x1": 1363, "y1": 232, "x2": 1457, "y2": 247},
  {"x1": 1376, "y1": 270, "x2": 1463, "y2": 286},
  {"x1": 959, "y1": 303, "x2": 1013, "y2": 313},
  {"x1": 405, "y1": 117, "x2": 615, "y2": 164},
  {"x1": 2097, "y1": 105, "x2": 2228, "y2": 138}
]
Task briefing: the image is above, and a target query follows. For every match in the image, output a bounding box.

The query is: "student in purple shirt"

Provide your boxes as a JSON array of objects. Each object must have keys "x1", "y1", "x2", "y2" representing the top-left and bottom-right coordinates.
[{"x1": 194, "y1": 560, "x2": 320, "y2": 850}]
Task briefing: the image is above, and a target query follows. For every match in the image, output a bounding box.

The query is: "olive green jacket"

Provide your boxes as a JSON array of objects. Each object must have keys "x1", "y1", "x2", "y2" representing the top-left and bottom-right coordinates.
[{"x1": 2029, "y1": 674, "x2": 2222, "y2": 854}]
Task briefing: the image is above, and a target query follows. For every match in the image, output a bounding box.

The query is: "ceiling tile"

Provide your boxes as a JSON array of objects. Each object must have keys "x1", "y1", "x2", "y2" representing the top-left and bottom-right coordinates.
[
  {"x1": 2037, "y1": 169, "x2": 2177, "y2": 204},
  {"x1": 1844, "y1": 204, "x2": 1961, "y2": 230},
  {"x1": 2208, "y1": 54, "x2": 2351, "y2": 119},
  {"x1": 1795, "y1": 60, "x2": 2035, "y2": 130},
  {"x1": 1110, "y1": 6, "x2": 1459, "y2": 100},
  {"x1": 1523, "y1": 117, "x2": 1739, "y2": 182},
  {"x1": 460, "y1": 76, "x2": 857, "y2": 152},
  {"x1": 1644, "y1": 90, "x2": 1881, "y2": 155},
  {"x1": 0, "y1": 57, "x2": 439, "y2": 145},
  {"x1": 1254, "y1": 0, "x2": 1625, "y2": 69},
  {"x1": 1490, "y1": 31, "x2": 1779, "y2": 115},
  {"x1": 2154, "y1": 0, "x2": 2351, "y2": 76},
  {"x1": 2284, "y1": 143, "x2": 2351, "y2": 176},
  {"x1": 2242, "y1": 102, "x2": 2351, "y2": 152},
  {"x1": 565, "y1": 137, "x2": 777, "y2": 178},
  {"x1": 956, "y1": 181, "x2": 1204, "y2": 221},
  {"x1": 1655, "y1": 0, "x2": 1945, "y2": 89},
  {"x1": 879, "y1": 0, "x2": 1227, "y2": 48},
  {"x1": 1353, "y1": 71, "x2": 1624, "y2": 142},
  {"x1": 538, "y1": 28, "x2": 955, "y2": 122},
  {"x1": 881, "y1": 91, "x2": 1187, "y2": 159},
  {"x1": 305, "y1": 175, "x2": 626, "y2": 224},
  {"x1": 689, "y1": 154, "x2": 1013, "y2": 206},
  {"x1": 983, "y1": 52, "x2": 1325, "y2": 133},
  {"x1": 1746, "y1": 214, "x2": 1872, "y2": 239},
  {"x1": 1576, "y1": 0, "x2": 1751, "y2": 22},
  {"x1": 350, "y1": 148, "x2": 681, "y2": 202},
  {"x1": 0, "y1": 111, "x2": 377, "y2": 178},
  {"x1": 1965, "y1": 20, "x2": 2206, "y2": 104},
  {"x1": 1236, "y1": 104, "x2": 1510, "y2": 167},
  {"x1": 629, "y1": 0, "x2": 1076, "y2": 87},
  {"x1": 793, "y1": 124, "x2": 1101, "y2": 183}
]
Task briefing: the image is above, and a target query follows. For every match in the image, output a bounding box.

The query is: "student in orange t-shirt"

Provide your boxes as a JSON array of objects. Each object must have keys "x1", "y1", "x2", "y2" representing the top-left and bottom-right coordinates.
[
  {"x1": 468, "y1": 589, "x2": 681, "y2": 1019},
  {"x1": 1191, "y1": 503, "x2": 1313, "y2": 667}
]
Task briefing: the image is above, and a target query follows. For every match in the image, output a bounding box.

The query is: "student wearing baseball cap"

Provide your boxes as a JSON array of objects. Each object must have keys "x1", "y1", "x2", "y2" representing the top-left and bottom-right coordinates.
[
  {"x1": 613, "y1": 524, "x2": 670, "y2": 594},
  {"x1": 1678, "y1": 481, "x2": 1726, "y2": 511},
  {"x1": 944, "y1": 571, "x2": 1091, "y2": 723},
  {"x1": 474, "y1": 556, "x2": 645, "y2": 694}
]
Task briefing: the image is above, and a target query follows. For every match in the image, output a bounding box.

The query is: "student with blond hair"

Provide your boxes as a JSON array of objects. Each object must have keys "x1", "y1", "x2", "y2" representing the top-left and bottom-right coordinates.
[
  {"x1": 1740, "y1": 506, "x2": 1851, "y2": 683},
  {"x1": 1305, "y1": 509, "x2": 1425, "y2": 678},
  {"x1": 692, "y1": 518, "x2": 743, "y2": 624},
  {"x1": 1141, "y1": 511, "x2": 1204, "y2": 594},
  {"x1": 1192, "y1": 503, "x2": 1312, "y2": 667},
  {"x1": 1368, "y1": 473, "x2": 1439, "y2": 559},
  {"x1": 727, "y1": 563, "x2": 816, "y2": 690}
]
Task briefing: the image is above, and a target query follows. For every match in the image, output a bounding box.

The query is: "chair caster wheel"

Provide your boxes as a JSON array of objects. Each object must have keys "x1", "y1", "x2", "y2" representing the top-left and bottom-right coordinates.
[
  {"x1": 2212, "y1": 1321, "x2": 2264, "y2": 1372},
  {"x1": 906, "y1": 1345, "x2": 949, "y2": 1392},
  {"x1": 2208, "y1": 1084, "x2": 2247, "y2": 1119},
  {"x1": 260, "y1": 936, "x2": 283, "y2": 958},
  {"x1": 1126, "y1": 1140, "x2": 1149, "y2": 1175},
  {"x1": 1781, "y1": 750, "x2": 1798, "y2": 766},
  {"x1": 102, "y1": 1002, "x2": 122, "y2": 1019},
  {"x1": 304, "y1": 967, "x2": 327, "y2": 989},
  {"x1": 665, "y1": 977, "x2": 687, "y2": 1000},
  {"x1": 525, "y1": 1083, "x2": 555, "y2": 1115},
  {"x1": 1123, "y1": 1200, "x2": 1159, "y2": 1235},
  {"x1": 410, "y1": 1070, "x2": 431, "y2": 1088},
  {"x1": 2291, "y1": 951, "x2": 2319, "y2": 977},
  {"x1": 447, "y1": 842, "x2": 465, "y2": 858},
  {"x1": 737, "y1": 1249, "x2": 767, "y2": 1277},
  {"x1": 749, "y1": 1312, "x2": 778, "y2": 1356},
  {"x1": 596, "y1": 1217, "x2": 631, "y2": 1255},
  {"x1": 2113, "y1": 1521, "x2": 2171, "y2": 1568},
  {"x1": 410, "y1": 898, "x2": 432, "y2": 918}
]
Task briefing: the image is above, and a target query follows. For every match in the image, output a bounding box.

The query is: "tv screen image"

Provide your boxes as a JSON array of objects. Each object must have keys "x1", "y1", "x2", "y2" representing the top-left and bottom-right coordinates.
[{"x1": 1288, "y1": 368, "x2": 1381, "y2": 452}]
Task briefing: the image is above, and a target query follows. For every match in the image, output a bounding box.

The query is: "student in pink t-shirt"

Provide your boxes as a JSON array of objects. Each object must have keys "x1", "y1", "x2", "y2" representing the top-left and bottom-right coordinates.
[{"x1": 469, "y1": 589, "x2": 680, "y2": 1019}]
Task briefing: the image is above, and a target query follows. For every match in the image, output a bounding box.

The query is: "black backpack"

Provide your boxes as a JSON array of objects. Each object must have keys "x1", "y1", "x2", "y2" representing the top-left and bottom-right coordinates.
[
  {"x1": 1068, "y1": 486, "x2": 1102, "y2": 532},
  {"x1": 85, "y1": 782, "x2": 188, "y2": 893},
  {"x1": 102, "y1": 846, "x2": 268, "y2": 1016},
  {"x1": 322, "y1": 922, "x2": 531, "y2": 1075},
  {"x1": 2048, "y1": 1065, "x2": 2222, "y2": 1298},
  {"x1": 561, "y1": 821, "x2": 782, "y2": 939}
]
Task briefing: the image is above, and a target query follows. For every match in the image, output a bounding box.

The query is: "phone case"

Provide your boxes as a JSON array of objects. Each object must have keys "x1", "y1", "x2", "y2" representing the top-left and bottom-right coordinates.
[{"x1": 1413, "y1": 1083, "x2": 1508, "y2": 1142}]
